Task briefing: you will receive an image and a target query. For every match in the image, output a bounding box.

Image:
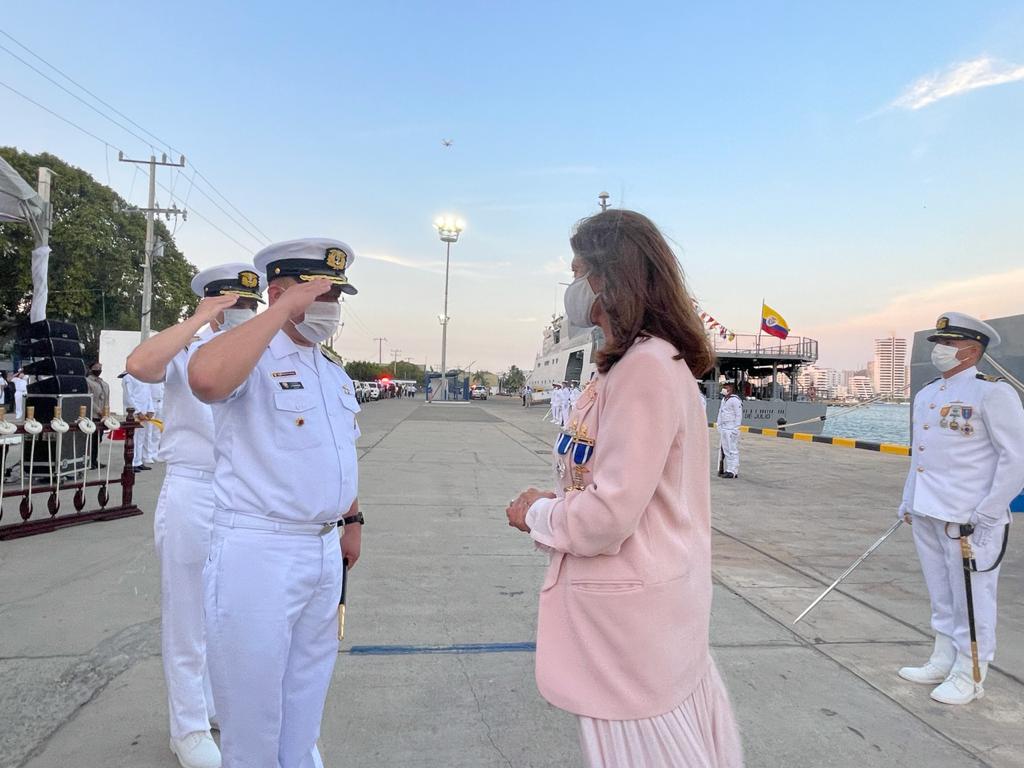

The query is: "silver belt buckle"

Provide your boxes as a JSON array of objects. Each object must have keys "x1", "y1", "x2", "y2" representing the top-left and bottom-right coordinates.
[{"x1": 319, "y1": 521, "x2": 338, "y2": 536}]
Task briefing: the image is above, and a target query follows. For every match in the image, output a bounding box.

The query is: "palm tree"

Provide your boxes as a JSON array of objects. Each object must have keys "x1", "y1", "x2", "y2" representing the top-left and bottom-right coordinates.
[{"x1": 471, "y1": 370, "x2": 488, "y2": 386}]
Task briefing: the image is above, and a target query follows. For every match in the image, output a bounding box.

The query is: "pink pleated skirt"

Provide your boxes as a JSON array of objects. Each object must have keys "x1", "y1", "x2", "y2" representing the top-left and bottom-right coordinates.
[{"x1": 577, "y1": 661, "x2": 743, "y2": 768}]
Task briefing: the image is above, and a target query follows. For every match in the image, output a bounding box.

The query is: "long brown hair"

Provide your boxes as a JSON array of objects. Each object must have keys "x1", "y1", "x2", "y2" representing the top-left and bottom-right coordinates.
[{"x1": 570, "y1": 209, "x2": 715, "y2": 377}]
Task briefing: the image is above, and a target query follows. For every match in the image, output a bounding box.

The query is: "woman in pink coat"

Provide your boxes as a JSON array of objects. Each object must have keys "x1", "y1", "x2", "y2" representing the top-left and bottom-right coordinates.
[{"x1": 507, "y1": 210, "x2": 742, "y2": 767}]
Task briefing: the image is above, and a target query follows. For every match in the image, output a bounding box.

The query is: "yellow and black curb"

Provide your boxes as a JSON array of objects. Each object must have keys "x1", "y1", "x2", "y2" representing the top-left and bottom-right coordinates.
[{"x1": 709, "y1": 423, "x2": 910, "y2": 456}]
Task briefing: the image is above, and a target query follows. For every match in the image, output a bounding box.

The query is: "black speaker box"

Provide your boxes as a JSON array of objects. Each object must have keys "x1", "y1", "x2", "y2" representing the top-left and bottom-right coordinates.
[
  {"x1": 27, "y1": 376, "x2": 89, "y2": 395},
  {"x1": 24, "y1": 393, "x2": 93, "y2": 424},
  {"x1": 23, "y1": 357, "x2": 88, "y2": 377},
  {"x1": 17, "y1": 319, "x2": 80, "y2": 342},
  {"x1": 19, "y1": 338, "x2": 84, "y2": 358}
]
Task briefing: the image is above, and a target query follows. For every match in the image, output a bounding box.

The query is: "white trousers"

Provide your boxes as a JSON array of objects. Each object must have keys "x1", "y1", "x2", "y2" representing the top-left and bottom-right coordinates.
[
  {"x1": 717, "y1": 428, "x2": 739, "y2": 474},
  {"x1": 911, "y1": 514, "x2": 1004, "y2": 662},
  {"x1": 155, "y1": 469, "x2": 217, "y2": 740},
  {"x1": 204, "y1": 513, "x2": 341, "y2": 768},
  {"x1": 14, "y1": 391, "x2": 25, "y2": 420}
]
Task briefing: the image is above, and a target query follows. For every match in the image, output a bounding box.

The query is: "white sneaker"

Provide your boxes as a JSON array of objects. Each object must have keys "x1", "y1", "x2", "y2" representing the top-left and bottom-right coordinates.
[
  {"x1": 898, "y1": 634, "x2": 956, "y2": 684},
  {"x1": 930, "y1": 657, "x2": 987, "y2": 705},
  {"x1": 170, "y1": 731, "x2": 221, "y2": 768}
]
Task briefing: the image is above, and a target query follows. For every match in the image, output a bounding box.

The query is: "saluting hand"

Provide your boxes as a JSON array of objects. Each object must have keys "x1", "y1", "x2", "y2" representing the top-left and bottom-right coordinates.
[
  {"x1": 192, "y1": 294, "x2": 241, "y2": 325},
  {"x1": 275, "y1": 279, "x2": 334, "y2": 319}
]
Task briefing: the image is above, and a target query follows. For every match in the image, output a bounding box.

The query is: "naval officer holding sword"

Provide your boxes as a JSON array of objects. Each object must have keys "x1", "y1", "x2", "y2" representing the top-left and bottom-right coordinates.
[
  {"x1": 189, "y1": 238, "x2": 364, "y2": 768},
  {"x1": 897, "y1": 312, "x2": 1024, "y2": 705}
]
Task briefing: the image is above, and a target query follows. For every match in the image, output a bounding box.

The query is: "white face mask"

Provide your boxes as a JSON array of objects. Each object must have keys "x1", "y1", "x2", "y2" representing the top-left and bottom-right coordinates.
[
  {"x1": 220, "y1": 307, "x2": 256, "y2": 331},
  {"x1": 293, "y1": 300, "x2": 341, "y2": 344},
  {"x1": 931, "y1": 344, "x2": 963, "y2": 373},
  {"x1": 564, "y1": 273, "x2": 600, "y2": 330}
]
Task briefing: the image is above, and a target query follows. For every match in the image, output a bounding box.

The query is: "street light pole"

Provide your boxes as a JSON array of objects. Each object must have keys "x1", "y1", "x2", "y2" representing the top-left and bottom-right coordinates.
[{"x1": 433, "y1": 214, "x2": 465, "y2": 401}]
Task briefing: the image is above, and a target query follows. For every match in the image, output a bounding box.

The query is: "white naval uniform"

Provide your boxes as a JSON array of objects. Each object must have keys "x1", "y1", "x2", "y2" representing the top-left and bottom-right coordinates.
[
  {"x1": 13, "y1": 375, "x2": 27, "y2": 420},
  {"x1": 153, "y1": 329, "x2": 218, "y2": 741},
  {"x1": 901, "y1": 366, "x2": 1024, "y2": 663},
  {"x1": 146, "y1": 380, "x2": 165, "y2": 463},
  {"x1": 122, "y1": 374, "x2": 154, "y2": 467},
  {"x1": 716, "y1": 395, "x2": 742, "y2": 474},
  {"x1": 203, "y1": 330, "x2": 360, "y2": 768}
]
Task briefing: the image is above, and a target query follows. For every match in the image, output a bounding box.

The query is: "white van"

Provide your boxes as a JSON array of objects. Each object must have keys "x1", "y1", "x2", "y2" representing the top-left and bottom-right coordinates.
[{"x1": 366, "y1": 381, "x2": 380, "y2": 400}]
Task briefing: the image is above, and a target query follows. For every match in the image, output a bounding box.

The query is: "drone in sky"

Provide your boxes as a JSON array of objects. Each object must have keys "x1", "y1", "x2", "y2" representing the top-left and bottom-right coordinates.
[{"x1": 441, "y1": 139, "x2": 453, "y2": 148}]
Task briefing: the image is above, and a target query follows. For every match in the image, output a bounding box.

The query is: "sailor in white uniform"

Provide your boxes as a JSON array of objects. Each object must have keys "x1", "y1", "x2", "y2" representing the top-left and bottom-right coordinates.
[
  {"x1": 568, "y1": 381, "x2": 582, "y2": 412},
  {"x1": 716, "y1": 382, "x2": 742, "y2": 478},
  {"x1": 897, "y1": 313, "x2": 1024, "y2": 705},
  {"x1": 188, "y1": 239, "x2": 363, "y2": 768},
  {"x1": 549, "y1": 383, "x2": 563, "y2": 424},
  {"x1": 127, "y1": 264, "x2": 265, "y2": 768},
  {"x1": 120, "y1": 372, "x2": 154, "y2": 471}
]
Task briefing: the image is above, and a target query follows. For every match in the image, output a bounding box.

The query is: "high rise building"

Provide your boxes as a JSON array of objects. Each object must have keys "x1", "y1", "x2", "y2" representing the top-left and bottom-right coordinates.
[
  {"x1": 797, "y1": 365, "x2": 842, "y2": 398},
  {"x1": 873, "y1": 336, "x2": 909, "y2": 398}
]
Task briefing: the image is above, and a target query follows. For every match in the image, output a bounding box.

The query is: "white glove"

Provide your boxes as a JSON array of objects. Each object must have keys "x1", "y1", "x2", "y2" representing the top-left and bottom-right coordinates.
[{"x1": 970, "y1": 522, "x2": 999, "y2": 548}]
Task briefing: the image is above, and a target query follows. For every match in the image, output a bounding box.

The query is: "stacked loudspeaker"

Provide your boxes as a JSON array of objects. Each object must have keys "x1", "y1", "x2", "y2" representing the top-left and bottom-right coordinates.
[{"x1": 17, "y1": 319, "x2": 91, "y2": 478}]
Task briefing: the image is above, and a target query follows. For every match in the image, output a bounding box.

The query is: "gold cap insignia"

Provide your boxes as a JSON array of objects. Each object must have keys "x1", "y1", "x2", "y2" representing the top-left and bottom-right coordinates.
[
  {"x1": 936, "y1": 316, "x2": 949, "y2": 330},
  {"x1": 325, "y1": 247, "x2": 347, "y2": 271},
  {"x1": 239, "y1": 270, "x2": 259, "y2": 289}
]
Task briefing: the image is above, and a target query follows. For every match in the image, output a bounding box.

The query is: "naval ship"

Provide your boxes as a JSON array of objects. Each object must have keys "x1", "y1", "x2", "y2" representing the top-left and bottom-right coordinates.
[{"x1": 525, "y1": 315, "x2": 829, "y2": 433}]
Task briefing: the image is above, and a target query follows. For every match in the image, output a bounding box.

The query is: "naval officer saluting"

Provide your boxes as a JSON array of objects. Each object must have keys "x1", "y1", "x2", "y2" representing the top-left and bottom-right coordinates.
[
  {"x1": 189, "y1": 239, "x2": 364, "y2": 768},
  {"x1": 127, "y1": 263, "x2": 265, "y2": 768},
  {"x1": 897, "y1": 312, "x2": 1024, "y2": 705}
]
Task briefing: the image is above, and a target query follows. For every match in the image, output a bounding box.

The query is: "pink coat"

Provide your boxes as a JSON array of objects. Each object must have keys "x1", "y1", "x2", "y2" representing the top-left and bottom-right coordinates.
[{"x1": 528, "y1": 336, "x2": 712, "y2": 720}]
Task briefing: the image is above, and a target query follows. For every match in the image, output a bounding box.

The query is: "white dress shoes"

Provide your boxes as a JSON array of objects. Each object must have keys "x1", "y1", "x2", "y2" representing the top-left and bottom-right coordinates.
[
  {"x1": 930, "y1": 656, "x2": 987, "y2": 705},
  {"x1": 898, "y1": 634, "x2": 956, "y2": 684},
  {"x1": 170, "y1": 730, "x2": 222, "y2": 768}
]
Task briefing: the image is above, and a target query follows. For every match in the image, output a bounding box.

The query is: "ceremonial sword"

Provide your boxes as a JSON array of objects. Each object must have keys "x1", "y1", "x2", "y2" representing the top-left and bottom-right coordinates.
[
  {"x1": 793, "y1": 518, "x2": 904, "y2": 624},
  {"x1": 338, "y1": 557, "x2": 349, "y2": 641}
]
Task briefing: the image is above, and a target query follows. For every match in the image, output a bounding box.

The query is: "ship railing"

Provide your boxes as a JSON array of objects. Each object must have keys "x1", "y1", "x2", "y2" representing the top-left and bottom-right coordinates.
[{"x1": 709, "y1": 334, "x2": 818, "y2": 360}]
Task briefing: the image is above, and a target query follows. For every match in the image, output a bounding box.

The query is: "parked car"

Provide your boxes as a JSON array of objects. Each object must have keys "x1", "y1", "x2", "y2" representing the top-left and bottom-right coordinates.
[
  {"x1": 470, "y1": 385, "x2": 488, "y2": 400},
  {"x1": 354, "y1": 381, "x2": 367, "y2": 404},
  {"x1": 366, "y1": 381, "x2": 381, "y2": 401}
]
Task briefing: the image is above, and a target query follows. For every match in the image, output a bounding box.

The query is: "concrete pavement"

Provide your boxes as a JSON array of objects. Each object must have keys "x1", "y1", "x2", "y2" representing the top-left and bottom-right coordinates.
[{"x1": 1, "y1": 396, "x2": 1020, "y2": 767}]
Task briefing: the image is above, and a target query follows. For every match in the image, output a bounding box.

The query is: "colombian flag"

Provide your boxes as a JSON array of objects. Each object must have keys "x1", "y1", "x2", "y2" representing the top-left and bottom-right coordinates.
[{"x1": 761, "y1": 302, "x2": 790, "y2": 339}]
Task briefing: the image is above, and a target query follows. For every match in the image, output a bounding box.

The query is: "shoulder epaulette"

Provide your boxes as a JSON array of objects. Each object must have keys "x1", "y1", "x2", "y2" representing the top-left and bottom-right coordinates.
[
  {"x1": 976, "y1": 373, "x2": 1004, "y2": 383},
  {"x1": 923, "y1": 376, "x2": 941, "y2": 387},
  {"x1": 320, "y1": 345, "x2": 345, "y2": 368}
]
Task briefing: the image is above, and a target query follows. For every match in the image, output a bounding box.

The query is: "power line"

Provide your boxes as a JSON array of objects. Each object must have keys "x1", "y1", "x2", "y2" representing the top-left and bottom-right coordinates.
[
  {"x1": 0, "y1": 27, "x2": 273, "y2": 243},
  {"x1": 0, "y1": 78, "x2": 112, "y2": 147},
  {"x1": 0, "y1": 40, "x2": 158, "y2": 152},
  {"x1": 0, "y1": 77, "x2": 257, "y2": 254}
]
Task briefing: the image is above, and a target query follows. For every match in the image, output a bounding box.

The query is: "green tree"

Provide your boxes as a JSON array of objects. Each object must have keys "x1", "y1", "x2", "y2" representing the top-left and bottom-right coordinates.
[
  {"x1": 471, "y1": 370, "x2": 491, "y2": 386},
  {"x1": 344, "y1": 360, "x2": 383, "y2": 381},
  {"x1": 505, "y1": 365, "x2": 526, "y2": 391},
  {"x1": 0, "y1": 147, "x2": 198, "y2": 360}
]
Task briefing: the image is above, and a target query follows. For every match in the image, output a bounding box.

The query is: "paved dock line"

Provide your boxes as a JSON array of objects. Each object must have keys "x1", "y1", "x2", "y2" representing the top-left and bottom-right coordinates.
[
  {"x1": 347, "y1": 641, "x2": 535, "y2": 656},
  {"x1": 708, "y1": 423, "x2": 910, "y2": 456}
]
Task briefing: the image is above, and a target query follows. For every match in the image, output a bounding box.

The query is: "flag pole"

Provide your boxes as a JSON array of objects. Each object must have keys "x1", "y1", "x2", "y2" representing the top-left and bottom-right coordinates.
[{"x1": 757, "y1": 299, "x2": 764, "y2": 352}]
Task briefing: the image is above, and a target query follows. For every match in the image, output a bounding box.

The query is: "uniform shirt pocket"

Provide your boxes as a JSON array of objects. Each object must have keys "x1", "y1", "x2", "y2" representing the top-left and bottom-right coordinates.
[
  {"x1": 335, "y1": 390, "x2": 361, "y2": 441},
  {"x1": 273, "y1": 391, "x2": 321, "y2": 450}
]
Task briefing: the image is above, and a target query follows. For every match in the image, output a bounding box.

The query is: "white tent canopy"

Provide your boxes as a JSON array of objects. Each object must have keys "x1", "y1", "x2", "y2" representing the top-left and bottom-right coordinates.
[{"x1": 0, "y1": 156, "x2": 51, "y2": 321}]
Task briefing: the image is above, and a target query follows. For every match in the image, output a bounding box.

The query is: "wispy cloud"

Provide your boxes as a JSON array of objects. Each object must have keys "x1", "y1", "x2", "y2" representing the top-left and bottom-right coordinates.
[
  {"x1": 890, "y1": 56, "x2": 1024, "y2": 111},
  {"x1": 360, "y1": 252, "x2": 507, "y2": 280}
]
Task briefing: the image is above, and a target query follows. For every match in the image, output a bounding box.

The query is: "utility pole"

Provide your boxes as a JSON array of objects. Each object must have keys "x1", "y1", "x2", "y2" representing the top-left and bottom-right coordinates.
[
  {"x1": 118, "y1": 152, "x2": 186, "y2": 341},
  {"x1": 391, "y1": 349, "x2": 401, "y2": 376},
  {"x1": 374, "y1": 337, "x2": 387, "y2": 364}
]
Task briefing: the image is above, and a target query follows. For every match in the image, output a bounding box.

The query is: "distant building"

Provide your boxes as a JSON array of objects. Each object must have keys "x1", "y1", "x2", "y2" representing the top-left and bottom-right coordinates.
[
  {"x1": 873, "y1": 336, "x2": 909, "y2": 399},
  {"x1": 848, "y1": 375, "x2": 875, "y2": 400},
  {"x1": 797, "y1": 365, "x2": 842, "y2": 399}
]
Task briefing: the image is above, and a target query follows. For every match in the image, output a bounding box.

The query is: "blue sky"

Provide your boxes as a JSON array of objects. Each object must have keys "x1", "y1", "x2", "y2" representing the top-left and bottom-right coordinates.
[{"x1": 3, "y1": 2, "x2": 1023, "y2": 371}]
